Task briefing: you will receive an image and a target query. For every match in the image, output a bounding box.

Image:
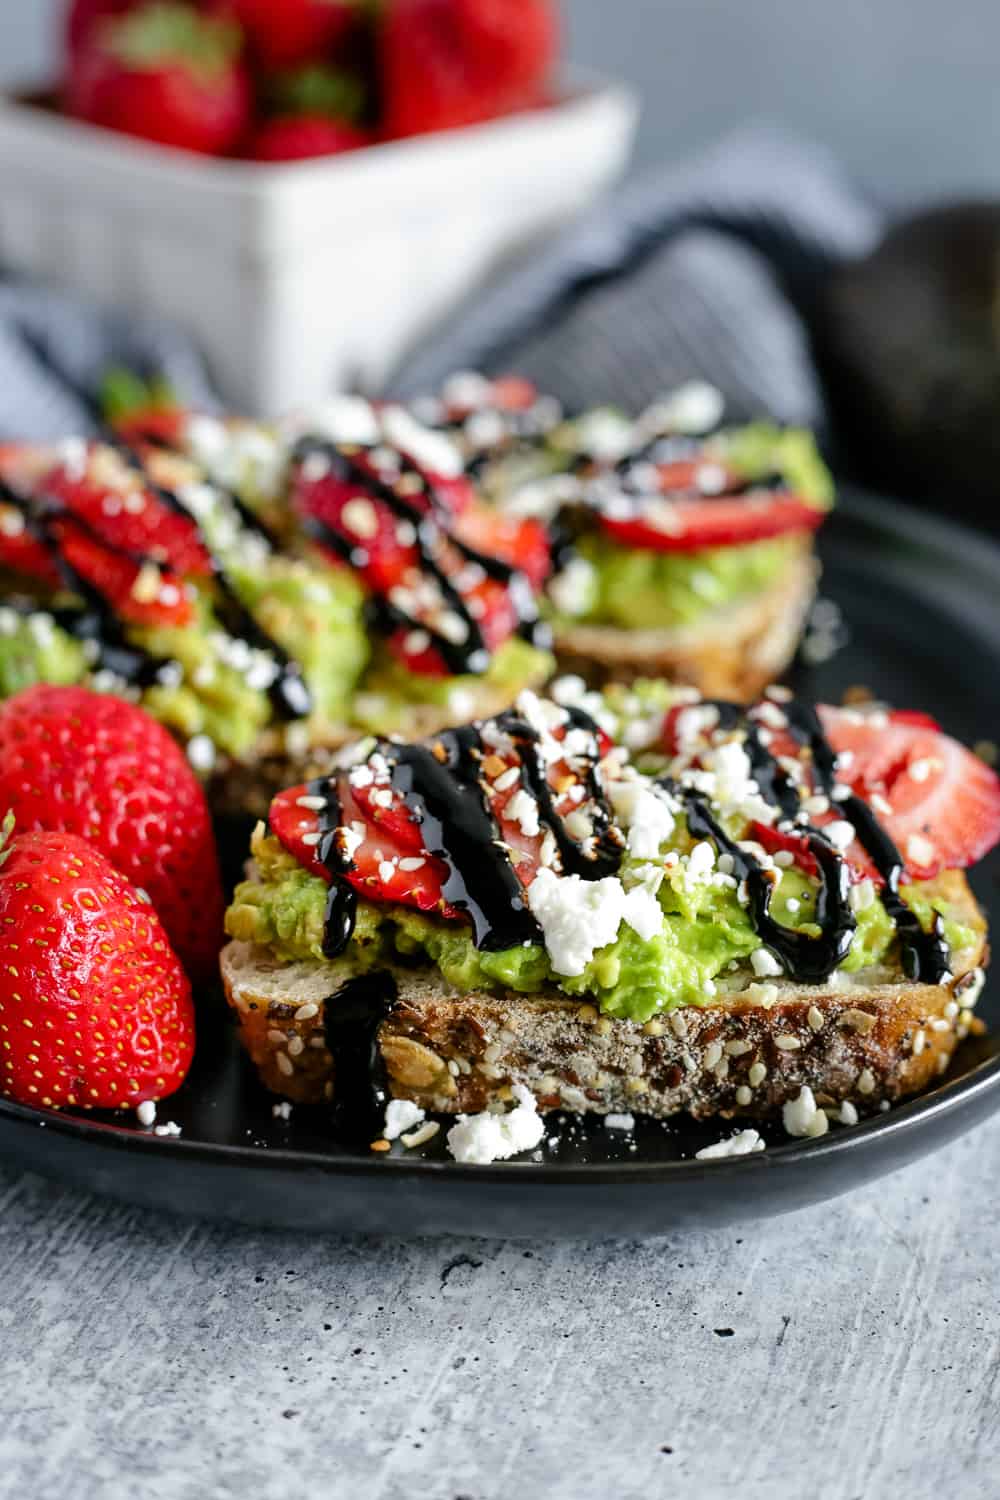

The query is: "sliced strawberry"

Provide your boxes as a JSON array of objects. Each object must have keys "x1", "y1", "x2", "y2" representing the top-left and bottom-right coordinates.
[
  {"x1": 58, "y1": 530, "x2": 193, "y2": 627},
  {"x1": 293, "y1": 451, "x2": 548, "y2": 677},
  {"x1": 599, "y1": 490, "x2": 826, "y2": 554},
  {"x1": 42, "y1": 458, "x2": 212, "y2": 580},
  {"x1": 270, "y1": 715, "x2": 612, "y2": 922},
  {"x1": 661, "y1": 699, "x2": 1000, "y2": 883},
  {"x1": 270, "y1": 776, "x2": 455, "y2": 919},
  {"x1": 820, "y1": 707, "x2": 1000, "y2": 880}
]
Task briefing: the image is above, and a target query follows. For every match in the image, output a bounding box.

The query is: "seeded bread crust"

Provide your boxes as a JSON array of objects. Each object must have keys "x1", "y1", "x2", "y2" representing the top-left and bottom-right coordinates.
[
  {"x1": 220, "y1": 870, "x2": 988, "y2": 1123},
  {"x1": 554, "y1": 547, "x2": 819, "y2": 701}
]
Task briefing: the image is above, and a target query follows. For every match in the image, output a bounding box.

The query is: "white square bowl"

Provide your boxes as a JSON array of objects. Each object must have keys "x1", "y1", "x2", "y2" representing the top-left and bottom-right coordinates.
[{"x1": 0, "y1": 71, "x2": 637, "y2": 416}]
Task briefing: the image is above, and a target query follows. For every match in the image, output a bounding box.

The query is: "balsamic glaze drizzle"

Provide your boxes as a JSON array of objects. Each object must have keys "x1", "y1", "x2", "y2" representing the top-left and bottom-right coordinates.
[
  {"x1": 664, "y1": 777, "x2": 857, "y2": 982},
  {"x1": 111, "y1": 438, "x2": 311, "y2": 720},
  {"x1": 497, "y1": 706, "x2": 624, "y2": 881},
  {"x1": 323, "y1": 971, "x2": 398, "y2": 1142},
  {"x1": 661, "y1": 698, "x2": 951, "y2": 985},
  {"x1": 780, "y1": 700, "x2": 951, "y2": 983},
  {"x1": 292, "y1": 435, "x2": 551, "y2": 677},
  {"x1": 0, "y1": 477, "x2": 171, "y2": 688},
  {"x1": 310, "y1": 707, "x2": 620, "y2": 958}
]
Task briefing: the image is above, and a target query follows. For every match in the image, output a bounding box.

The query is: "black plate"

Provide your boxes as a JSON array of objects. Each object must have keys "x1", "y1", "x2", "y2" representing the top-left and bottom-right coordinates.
[{"x1": 2, "y1": 490, "x2": 999, "y2": 1237}]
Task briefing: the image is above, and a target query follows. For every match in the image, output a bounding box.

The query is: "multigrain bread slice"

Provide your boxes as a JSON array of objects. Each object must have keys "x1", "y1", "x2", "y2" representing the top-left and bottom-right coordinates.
[
  {"x1": 220, "y1": 870, "x2": 988, "y2": 1123},
  {"x1": 554, "y1": 549, "x2": 819, "y2": 701}
]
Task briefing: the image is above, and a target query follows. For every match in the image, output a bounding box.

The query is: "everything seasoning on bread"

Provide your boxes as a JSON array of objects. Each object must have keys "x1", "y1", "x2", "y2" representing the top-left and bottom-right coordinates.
[{"x1": 221, "y1": 682, "x2": 999, "y2": 1152}]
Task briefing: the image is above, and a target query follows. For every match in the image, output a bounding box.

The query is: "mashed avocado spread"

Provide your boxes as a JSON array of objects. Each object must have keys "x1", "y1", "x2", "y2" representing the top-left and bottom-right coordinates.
[
  {"x1": 226, "y1": 820, "x2": 976, "y2": 1025},
  {"x1": 0, "y1": 558, "x2": 370, "y2": 760}
]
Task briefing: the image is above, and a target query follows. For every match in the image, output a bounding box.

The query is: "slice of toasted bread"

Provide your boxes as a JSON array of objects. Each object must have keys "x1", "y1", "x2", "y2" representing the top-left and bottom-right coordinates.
[
  {"x1": 220, "y1": 870, "x2": 987, "y2": 1123},
  {"x1": 553, "y1": 548, "x2": 819, "y2": 701}
]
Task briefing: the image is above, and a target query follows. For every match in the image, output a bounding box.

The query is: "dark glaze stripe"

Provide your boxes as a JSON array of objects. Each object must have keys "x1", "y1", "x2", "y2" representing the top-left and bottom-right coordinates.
[
  {"x1": 0, "y1": 478, "x2": 171, "y2": 689},
  {"x1": 114, "y1": 443, "x2": 312, "y2": 722},
  {"x1": 293, "y1": 435, "x2": 549, "y2": 673},
  {"x1": 780, "y1": 701, "x2": 951, "y2": 983},
  {"x1": 310, "y1": 708, "x2": 620, "y2": 958},
  {"x1": 664, "y1": 697, "x2": 951, "y2": 985},
  {"x1": 386, "y1": 726, "x2": 541, "y2": 952},
  {"x1": 323, "y1": 971, "x2": 397, "y2": 1142},
  {"x1": 303, "y1": 774, "x2": 359, "y2": 960},
  {"x1": 497, "y1": 706, "x2": 624, "y2": 880},
  {"x1": 664, "y1": 778, "x2": 857, "y2": 982}
]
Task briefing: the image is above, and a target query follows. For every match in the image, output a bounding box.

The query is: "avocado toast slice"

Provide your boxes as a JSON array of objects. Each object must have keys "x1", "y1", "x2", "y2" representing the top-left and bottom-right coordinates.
[
  {"x1": 0, "y1": 405, "x2": 554, "y2": 815},
  {"x1": 220, "y1": 684, "x2": 998, "y2": 1140},
  {"x1": 416, "y1": 376, "x2": 834, "y2": 700}
]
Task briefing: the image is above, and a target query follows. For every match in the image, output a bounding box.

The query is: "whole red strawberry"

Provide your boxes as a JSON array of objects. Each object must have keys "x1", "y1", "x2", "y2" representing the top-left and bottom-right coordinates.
[
  {"x1": 66, "y1": 1, "x2": 252, "y2": 156},
  {"x1": 65, "y1": 0, "x2": 134, "y2": 57},
  {"x1": 0, "y1": 822, "x2": 195, "y2": 1110},
  {"x1": 250, "y1": 115, "x2": 370, "y2": 162},
  {"x1": 380, "y1": 0, "x2": 559, "y2": 139},
  {"x1": 231, "y1": 0, "x2": 359, "y2": 70},
  {"x1": 0, "y1": 686, "x2": 225, "y2": 985}
]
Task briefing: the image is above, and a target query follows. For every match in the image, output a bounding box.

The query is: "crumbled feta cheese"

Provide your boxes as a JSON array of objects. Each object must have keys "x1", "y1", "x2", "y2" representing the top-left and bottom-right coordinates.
[
  {"x1": 906, "y1": 834, "x2": 935, "y2": 868},
  {"x1": 604, "y1": 1113, "x2": 635, "y2": 1132},
  {"x1": 750, "y1": 947, "x2": 783, "y2": 978},
  {"x1": 383, "y1": 1099, "x2": 425, "y2": 1141},
  {"x1": 506, "y1": 788, "x2": 541, "y2": 838},
  {"x1": 527, "y1": 868, "x2": 659, "y2": 977},
  {"x1": 446, "y1": 1085, "x2": 544, "y2": 1164},
  {"x1": 136, "y1": 1100, "x2": 157, "y2": 1128},
  {"x1": 685, "y1": 841, "x2": 717, "y2": 882},
  {"x1": 825, "y1": 820, "x2": 856, "y2": 851},
  {"x1": 186, "y1": 734, "x2": 216, "y2": 774},
  {"x1": 650, "y1": 380, "x2": 725, "y2": 436},
  {"x1": 380, "y1": 405, "x2": 463, "y2": 478},
  {"x1": 610, "y1": 781, "x2": 676, "y2": 860},
  {"x1": 272, "y1": 1101, "x2": 293, "y2": 1122},
  {"x1": 548, "y1": 556, "x2": 596, "y2": 617},
  {"x1": 782, "y1": 1086, "x2": 828, "y2": 1139},
  {"x1": 695, "y1": 1129, "x2": 765, "y2": 1159}
]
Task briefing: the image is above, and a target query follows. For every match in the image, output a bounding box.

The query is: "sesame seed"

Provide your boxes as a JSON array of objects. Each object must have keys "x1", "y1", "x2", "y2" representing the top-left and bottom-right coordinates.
[
  {"x1": 294, "y1": 1002, "x2": 319, "y2": 1021},
  {"x1": 775, "y1": 1035, "x2": 801, "y2": 1051},
  {"x1": 703, "y1": 1041, "x2": 723, "y2": 1069},
  {"x1": 748, "y1": 1062, "x2": 767, "y2": 1087},
  {"x1": 840, "y1": 1009, "x2": 876, "y2": 1034},
  {"x1": 912, "y1": 1028, "x2": 926, "y2": 1056},
  {"x1": 735, "y1": 1086, "x2": 752, "y2": 1106},
  {"x1": 276, "y1": 1053, "x2": 294, "y2": 1077},
  {"x1": 856, "y1": 1068, "x2": 876, "y2": 1094},
  {"x1": 807, "y1": 1006, "x2": 824, "y2": 1032}
]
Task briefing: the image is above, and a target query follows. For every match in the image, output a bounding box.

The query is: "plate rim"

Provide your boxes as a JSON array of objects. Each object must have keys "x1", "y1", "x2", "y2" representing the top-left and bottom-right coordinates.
[{"x1": 2, "y1": 488, "x2": 1000, "y2": 1201}]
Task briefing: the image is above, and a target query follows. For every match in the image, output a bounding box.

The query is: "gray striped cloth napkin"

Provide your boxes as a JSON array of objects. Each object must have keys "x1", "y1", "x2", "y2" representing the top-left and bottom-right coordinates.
[
  {"x1": 0, "y1": 126, "x2": 881, "y2": 439},
  {"x1": 391, "y1": 125, "x2": 883, "y2": 431}
]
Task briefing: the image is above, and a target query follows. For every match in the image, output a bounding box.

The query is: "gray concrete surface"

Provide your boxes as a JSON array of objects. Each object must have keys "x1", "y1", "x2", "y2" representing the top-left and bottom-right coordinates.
[
  {"x1": 1, "y1": 1120, "x2": 998, "y2": 1499},
  {"x1": 1, "y1": 6, "x2": 998, "y2": 1496},
  {"x1": 4, "y1": 0, "x2": 1000, "y2": 199}
]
